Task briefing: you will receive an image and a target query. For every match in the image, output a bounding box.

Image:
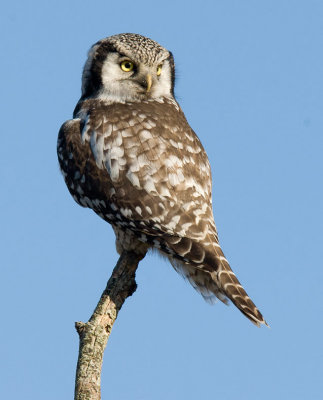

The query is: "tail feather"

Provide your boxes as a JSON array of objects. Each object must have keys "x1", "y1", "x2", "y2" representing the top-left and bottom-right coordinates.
[
  {"x1": 217, "y1": 267, "x2": 268, "y2": 326},
  {"x1": 161, "y1": 235, "x2": 268, "y2": 326}
]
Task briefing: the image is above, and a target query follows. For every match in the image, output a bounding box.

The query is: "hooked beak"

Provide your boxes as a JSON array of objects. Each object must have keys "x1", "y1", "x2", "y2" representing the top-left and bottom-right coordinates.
[{"x1": 146, "y1": 74, "x2": 152, "y2": 93}]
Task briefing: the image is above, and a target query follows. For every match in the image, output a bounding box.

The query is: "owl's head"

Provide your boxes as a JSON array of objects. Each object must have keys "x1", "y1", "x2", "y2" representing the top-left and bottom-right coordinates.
[{"x1": 81, "y1": 33, "x2": 175, "y2": 102}]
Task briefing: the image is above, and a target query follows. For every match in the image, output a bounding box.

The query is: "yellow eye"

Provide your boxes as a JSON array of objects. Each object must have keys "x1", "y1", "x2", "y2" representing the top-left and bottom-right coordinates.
[
  {"x1": 120, "y1": 60, "x2": 134, "y2": 72},
  {"x1": 157, "y1": 64, "x2": 162, "y2": 76}
]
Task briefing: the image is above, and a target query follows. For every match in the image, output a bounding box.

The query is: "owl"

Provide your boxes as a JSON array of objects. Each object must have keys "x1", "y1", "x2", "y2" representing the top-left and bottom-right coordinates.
[{"x1": 57, "y1": 33, "x2": 267, "y2": 326}]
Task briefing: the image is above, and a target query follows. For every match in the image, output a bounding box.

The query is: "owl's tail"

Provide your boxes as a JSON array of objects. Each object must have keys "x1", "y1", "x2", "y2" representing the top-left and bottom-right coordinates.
[
  {"x1": 214, "y1": 250, "x2": 268, "y2": 327},
  {"x1": 166, "y1": 237, "x2": 268, "y2": 327}
]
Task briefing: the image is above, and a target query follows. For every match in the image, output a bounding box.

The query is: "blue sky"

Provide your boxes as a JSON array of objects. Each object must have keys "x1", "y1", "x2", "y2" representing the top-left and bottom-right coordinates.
[{"x1": 1, "y1": 1, "x2": 322, "y2": 399}]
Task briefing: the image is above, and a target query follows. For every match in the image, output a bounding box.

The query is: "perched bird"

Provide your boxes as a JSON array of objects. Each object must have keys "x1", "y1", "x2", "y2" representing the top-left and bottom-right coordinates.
[{"x1": 57, "y1": 33, "x2": 267, "y2": 326}]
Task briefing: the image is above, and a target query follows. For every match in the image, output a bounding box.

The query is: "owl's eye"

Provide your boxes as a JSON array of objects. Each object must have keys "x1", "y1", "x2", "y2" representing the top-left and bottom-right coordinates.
[
  {"x1": 120, "y1": 60, "x2": 134, "y2": 72},
  {"x1": 157, "y1": 64, "x2": 162, "y2": 76}
]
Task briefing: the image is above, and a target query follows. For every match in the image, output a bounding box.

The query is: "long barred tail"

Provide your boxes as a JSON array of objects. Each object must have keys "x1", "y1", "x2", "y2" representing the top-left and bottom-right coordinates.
[
  {"x1": 216, "y1": 253, "x2": 268, "y2": 327},
  {"x1": 164, "y1": 236, "x2": 268, "y2": 327}
]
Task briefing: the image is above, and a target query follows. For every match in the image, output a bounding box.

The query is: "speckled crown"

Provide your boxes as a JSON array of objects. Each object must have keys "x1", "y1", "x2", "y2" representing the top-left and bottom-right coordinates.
[{"x1": 98, "y1": 33, "x2": 169, "y2": 65}]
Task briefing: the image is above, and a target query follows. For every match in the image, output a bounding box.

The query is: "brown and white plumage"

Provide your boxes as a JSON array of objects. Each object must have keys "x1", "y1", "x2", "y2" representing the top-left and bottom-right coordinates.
[{"x1": 57, "y1": 33, "x2": 267, "y2": 326}]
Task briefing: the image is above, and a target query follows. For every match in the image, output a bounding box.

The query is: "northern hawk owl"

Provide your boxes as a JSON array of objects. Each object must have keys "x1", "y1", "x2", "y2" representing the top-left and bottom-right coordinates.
[{"x1": 57, "y1": 33, "x2": 267, "y2": 326}]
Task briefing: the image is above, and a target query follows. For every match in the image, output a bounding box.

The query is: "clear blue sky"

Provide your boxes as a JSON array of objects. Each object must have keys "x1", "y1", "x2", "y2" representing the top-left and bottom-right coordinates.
[{"x1": 1, "y1": 1, "x2": 322, "y2": 399}]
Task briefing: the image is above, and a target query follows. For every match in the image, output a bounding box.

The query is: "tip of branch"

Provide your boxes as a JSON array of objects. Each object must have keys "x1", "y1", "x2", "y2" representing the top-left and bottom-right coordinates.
[{"x1": 75, "y1": 321, "x2": 86, "y2": 336}]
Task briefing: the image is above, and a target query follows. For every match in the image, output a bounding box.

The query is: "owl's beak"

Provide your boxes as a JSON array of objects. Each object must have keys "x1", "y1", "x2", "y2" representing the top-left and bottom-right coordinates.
[{"x1": 146, "y1": 74, "x2": 152, "y2": 93}]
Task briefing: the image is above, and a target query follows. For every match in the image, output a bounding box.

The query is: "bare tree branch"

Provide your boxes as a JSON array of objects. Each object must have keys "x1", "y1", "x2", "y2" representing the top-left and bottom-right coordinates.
[{"x1": 74, "y1": 250, "x2": 147, "y2": 400}]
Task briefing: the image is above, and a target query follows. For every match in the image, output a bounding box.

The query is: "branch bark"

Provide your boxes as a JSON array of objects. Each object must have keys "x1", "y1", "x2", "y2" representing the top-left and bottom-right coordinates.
[{"x1": 74, "y1": 250, "x2": 146, "y2": 400}]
